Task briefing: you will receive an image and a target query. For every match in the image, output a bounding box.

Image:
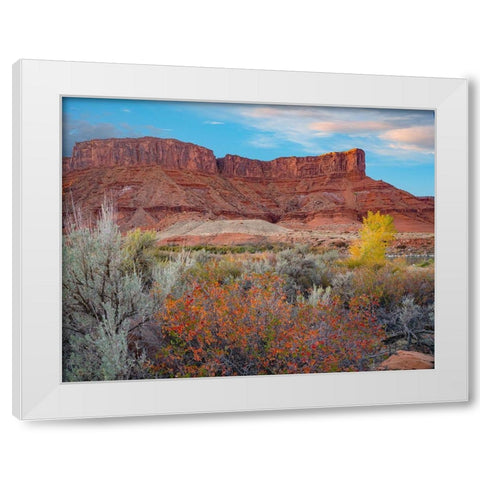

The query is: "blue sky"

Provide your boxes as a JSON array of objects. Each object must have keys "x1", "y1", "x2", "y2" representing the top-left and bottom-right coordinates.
[{"x1": 63, "y1": 97, "x2": 435, "y2": 196}]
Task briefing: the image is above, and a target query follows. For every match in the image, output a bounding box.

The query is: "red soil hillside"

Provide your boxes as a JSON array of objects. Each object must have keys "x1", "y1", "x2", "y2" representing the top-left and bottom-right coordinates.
[{"x1": 62, "y1": 137, "x2": 434, "y2": 237}]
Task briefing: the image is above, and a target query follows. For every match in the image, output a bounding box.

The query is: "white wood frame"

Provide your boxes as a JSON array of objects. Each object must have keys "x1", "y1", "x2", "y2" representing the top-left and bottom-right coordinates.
[{"x1": 12, "y1": 60, "x2": 468, "y2": 420}]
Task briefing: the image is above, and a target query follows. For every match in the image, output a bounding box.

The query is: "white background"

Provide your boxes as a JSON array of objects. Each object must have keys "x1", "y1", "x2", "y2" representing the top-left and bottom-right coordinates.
[{"x1": 1, "y1": 1, "x2": 477, "y2": 478}]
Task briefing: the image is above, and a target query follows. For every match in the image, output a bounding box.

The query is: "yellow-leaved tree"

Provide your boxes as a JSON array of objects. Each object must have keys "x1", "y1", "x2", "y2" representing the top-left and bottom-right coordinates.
[{"x1": 349, "y1": 211, "x2": 397, "y2": 265}]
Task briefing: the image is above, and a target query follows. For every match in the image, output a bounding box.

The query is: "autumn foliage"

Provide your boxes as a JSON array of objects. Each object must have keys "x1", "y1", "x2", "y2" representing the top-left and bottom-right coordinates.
[
  {"x1": 62, "y1": 206, "x2": 434, "y2": 382},
  {"x1": 349, "y1": 211, "x2": 397, "y2": 265},
  {"x1": 149, "y1": 269, "x2": 384, "y2": 378}
]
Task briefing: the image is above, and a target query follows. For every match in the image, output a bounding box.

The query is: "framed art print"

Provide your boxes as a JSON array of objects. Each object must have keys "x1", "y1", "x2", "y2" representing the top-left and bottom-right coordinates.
[{"x1": 13, "y1": 60, "x2": 468, "y2": 420}]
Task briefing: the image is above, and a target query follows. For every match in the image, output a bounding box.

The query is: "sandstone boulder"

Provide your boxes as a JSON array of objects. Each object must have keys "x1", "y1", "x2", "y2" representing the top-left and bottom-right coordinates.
[{"x1": 378, "y1": 350, "x2": 434, "y2": 370}]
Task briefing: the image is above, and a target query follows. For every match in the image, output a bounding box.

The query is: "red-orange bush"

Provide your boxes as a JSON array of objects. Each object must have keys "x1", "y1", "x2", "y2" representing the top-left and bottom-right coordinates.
[{"x1": 149, "y1": 271, "x2": 384, "y2": 378}]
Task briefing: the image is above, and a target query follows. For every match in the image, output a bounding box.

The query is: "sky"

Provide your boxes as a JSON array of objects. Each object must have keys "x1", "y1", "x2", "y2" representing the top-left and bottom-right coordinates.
[{"x1": 63, "y1": 97, "x2": 435, "y2": 196}]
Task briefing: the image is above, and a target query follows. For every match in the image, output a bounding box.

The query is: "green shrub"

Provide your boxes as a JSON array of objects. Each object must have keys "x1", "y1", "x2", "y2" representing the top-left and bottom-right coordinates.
[
  {"x1": 122, "y1": 228, "x2": 159, "y2": 286},
  {"x1": 275, "y1": 246, "x2": 333, "y2": 302},
  {"x1": 188, "y1": 257, "x2": 244, "y2": 284},
  {"x1": 62, "y1": 204, "x2": 153, "y2": 381},
  {"x1": 151, "y1": 250, "x2": 195, "y2": 302}
]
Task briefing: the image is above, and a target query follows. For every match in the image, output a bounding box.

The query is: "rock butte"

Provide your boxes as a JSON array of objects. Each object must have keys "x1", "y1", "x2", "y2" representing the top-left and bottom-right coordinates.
[{"x1": 62, "y1": 137, "x2": 434, "y2": 236}]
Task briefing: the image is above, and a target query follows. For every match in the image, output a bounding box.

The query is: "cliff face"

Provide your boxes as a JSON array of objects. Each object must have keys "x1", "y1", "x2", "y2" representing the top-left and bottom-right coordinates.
[
  {"x1": 66, "y1": 137, "x2": 218, "y2": 174},
  {"x1": 62, "y1": 137, "x2": 434, "y2": 234},
  {"x1": 217, "y1": 149, "x2": 365, "y2": 179},
  {"x1": 64, "y1": 137, "x2": 366, "y2": 180}
]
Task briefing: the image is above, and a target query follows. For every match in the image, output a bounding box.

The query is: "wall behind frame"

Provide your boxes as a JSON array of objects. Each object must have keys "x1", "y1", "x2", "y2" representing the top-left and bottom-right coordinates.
[{"x1": 0, "y1": 1, "x2": 476, "y2": 479}]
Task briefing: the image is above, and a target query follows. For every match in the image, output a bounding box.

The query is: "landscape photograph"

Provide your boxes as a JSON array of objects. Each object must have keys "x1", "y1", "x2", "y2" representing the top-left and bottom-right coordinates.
[{"x1": 62, "y1": 98, "x2": 435, "y2": 382}]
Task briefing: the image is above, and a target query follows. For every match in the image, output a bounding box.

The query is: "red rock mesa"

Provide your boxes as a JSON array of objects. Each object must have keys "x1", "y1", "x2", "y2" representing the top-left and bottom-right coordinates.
[{"x1": 63, "y1": 137, "x2": 434, "y2": 236}]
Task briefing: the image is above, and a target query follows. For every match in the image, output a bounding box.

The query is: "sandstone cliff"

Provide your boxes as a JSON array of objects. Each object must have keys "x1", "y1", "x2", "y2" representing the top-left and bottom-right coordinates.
[
  {"x1": 63, "y1": 137, "x2": 434, "y2": 235},
  {"x1": 217, "y1": 149, "x2": 365, "y2": 180},
  {"x1": 65, "y1": 137, "x2": 218, "y2": 174},
  {"x1": 64, "y1": 137, "x2": 366, "y2": 180}
]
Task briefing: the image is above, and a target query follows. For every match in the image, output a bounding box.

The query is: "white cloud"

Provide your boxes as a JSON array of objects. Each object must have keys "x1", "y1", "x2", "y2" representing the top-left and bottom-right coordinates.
[
  {"x1": 228, "y1": 105, "x2": 434, "y2": 163},
  {"x1": 380, "y1": 125, "x2": 434, "y2": 153},
  {"x1": 310, "y1": 120, "x2": 391, "y2": 135},
  {"x1": 248, "y1": 134, "x2": 278, "y2": 149}
]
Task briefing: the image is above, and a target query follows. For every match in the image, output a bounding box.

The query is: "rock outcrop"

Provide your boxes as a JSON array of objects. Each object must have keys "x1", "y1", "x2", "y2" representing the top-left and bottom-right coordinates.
[
  {"x1": 62, "y1": 137, "x2": 434, "y2": 235},
  {"x1": 378, "y1": 350, "x2": 434, "y2": 370},
  {"x1": 65, "y1": 137, "x2": 218, "y2": 174},
  {"x1": 64, "y1": 137, "x2": 366, "y2": 180},
  {"x1": 216, "y1": 149, "x2": 365, "y2": 180}
]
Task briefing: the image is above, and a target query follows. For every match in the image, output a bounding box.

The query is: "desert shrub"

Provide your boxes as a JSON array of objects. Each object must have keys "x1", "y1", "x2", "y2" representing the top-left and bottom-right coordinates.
[
  {"x1": 417, "y1": 258, "x2": 434, "y2": 268},
  {"x1": 347, "y1": 261, "x2": 432, "y2": 309},
  {"x1": 319, "y1": 249, "x2": 340, "y2": 263},
  {"x1": 187, "y1": 257, "x2": 244, "y2": 284},
  {"x1": 343, "y1": 259, "x2": 434, "y2": 354},
  {"x1": 349, "y1": 264, "x2": 402, "y2": 308},
  {"x1": 242, "y1": 253, "x2": 276, "y2": 275},
  {"x1": 63, "y1": 212, "x2": 433, "y2": 381},
  {"x1": 66, "y1": 307, "x2": 148, "y2": 382},
  {"x1": 122, "y1": 229, "x2": 159, "y2": 286},
  {"x1": 395, "y1": 296, "x2": 424, "y2": 348},
  {"x1": 379, "y1": 296, "x2": 434, "y2": 353},
  {"x1": 349, "y1": 211, "x2": 397, "y2": 266},
  {"x1": 402, "y1": 266, "x2": 435, "y2": 305},
  {"x1": 191, "y1": 248, "x2": 214, "y2": 265},
  {"x1": 62, "y1": 204, "x2": 154, "y2": 381},
  {"x1": 157, "y1": 243, "x2": 286, "y2": 255},
  {"x1": 300, "y1": 285, "x2": 332, "y2": 307},
  {"x1": 149, "y1": 272, "x2": 384, "y2": 377},
  {"x1": 151, "y1": 250, "x2": 195, "y2": 302},
  {"x1": 320, "y1": 294, "x2": 385, "y2": 371},
  {"x1": 275, "y1": 246, "x2": 333, "y2": 302},
  {"x1": 331, "y1": 270, "x2": 355, "y2": 303}
]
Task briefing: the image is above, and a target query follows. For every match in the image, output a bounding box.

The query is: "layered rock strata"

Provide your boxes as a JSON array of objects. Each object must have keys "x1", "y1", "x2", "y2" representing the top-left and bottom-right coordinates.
[{"x1": 62, "y1": 137, "x2": 434, "y2": 234}]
